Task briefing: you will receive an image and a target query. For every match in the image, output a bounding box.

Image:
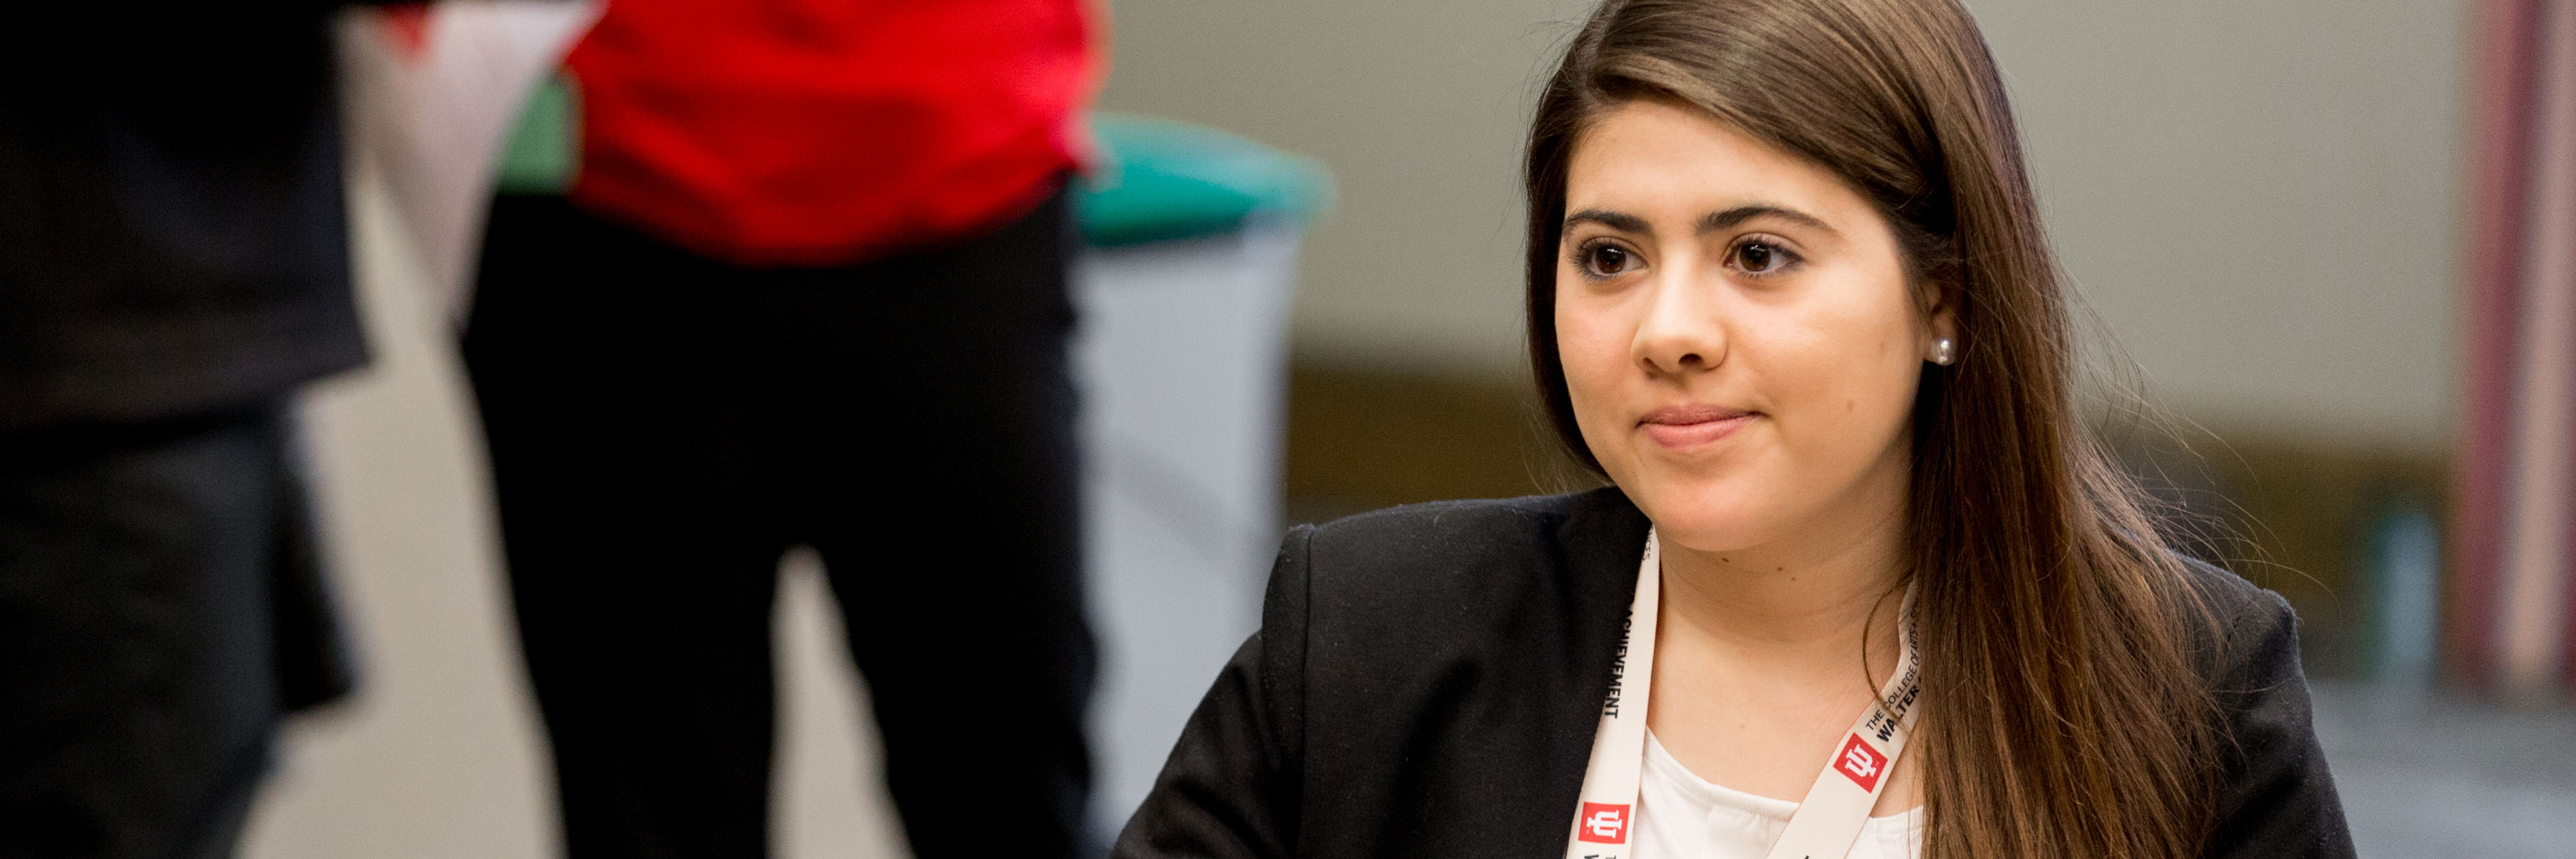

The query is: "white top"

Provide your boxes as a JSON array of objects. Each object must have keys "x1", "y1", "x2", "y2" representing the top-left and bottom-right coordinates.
[{"x1": 1634, "y1": 731, "x2": 1924, "y2": 859}]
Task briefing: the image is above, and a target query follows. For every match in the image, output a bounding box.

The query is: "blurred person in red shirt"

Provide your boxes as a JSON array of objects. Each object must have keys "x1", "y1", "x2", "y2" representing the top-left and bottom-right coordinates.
[{"x1": 462, "y1": 2, "x2": 1104, "y2": 856}]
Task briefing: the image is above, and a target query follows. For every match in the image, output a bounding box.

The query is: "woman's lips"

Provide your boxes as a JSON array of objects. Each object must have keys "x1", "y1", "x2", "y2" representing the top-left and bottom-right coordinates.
[{"x1": 1639, "y1": 405, "x2": 1758, "y2": 449}]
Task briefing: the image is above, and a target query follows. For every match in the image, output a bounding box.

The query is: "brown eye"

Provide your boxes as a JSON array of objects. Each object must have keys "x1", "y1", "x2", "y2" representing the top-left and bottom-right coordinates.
[
  {"x1": 1580, "y1": 242, "x2": 1642, "y2": 279},
  {"x1": 1729, "y1": 237, "x2": 1800, "y2": 275}
]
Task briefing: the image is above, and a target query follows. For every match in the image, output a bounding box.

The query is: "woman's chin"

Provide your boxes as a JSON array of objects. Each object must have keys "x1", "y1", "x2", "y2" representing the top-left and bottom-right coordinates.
[{"x1": 1621, "y1": 486, "x2": 1782, "y2": 555}]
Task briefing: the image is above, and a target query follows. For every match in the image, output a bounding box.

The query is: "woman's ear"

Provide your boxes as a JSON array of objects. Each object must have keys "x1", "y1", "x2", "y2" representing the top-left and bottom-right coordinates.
[{"x1": 1919, "y1": 282, "x2": 1961, "y2": 362}]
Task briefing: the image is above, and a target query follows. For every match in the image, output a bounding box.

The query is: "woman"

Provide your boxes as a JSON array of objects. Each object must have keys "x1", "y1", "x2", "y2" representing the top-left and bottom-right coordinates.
[{"x1": 1114, "y1": 0, "x2": 2353, "y2": 857}]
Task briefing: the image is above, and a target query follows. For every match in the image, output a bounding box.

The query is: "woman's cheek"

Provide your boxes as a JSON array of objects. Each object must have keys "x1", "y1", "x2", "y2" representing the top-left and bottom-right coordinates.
[
  {"x1": 1555, "y1": 309, "x2": 1626, "y2": 461},
  {"x1": 1566, "y1": 310, "x2": 1649, "y2": 476}
]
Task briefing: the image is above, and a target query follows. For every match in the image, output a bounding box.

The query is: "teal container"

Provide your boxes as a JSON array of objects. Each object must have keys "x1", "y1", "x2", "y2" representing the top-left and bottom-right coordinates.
[{"x1": 1075, "y1": 114, "x2": 1332, "y2": 247}]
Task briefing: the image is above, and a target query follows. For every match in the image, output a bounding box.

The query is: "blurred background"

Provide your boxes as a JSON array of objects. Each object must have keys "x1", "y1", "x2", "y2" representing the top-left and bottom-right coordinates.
[{"x1": 69, "y1": 0, "x2": 2552, "y2": 856}]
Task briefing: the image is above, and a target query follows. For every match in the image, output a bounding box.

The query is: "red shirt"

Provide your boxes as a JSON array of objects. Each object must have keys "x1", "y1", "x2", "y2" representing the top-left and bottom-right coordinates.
[{"x1": 565, "y1": 0, "x2": 1095, "y2": 266}]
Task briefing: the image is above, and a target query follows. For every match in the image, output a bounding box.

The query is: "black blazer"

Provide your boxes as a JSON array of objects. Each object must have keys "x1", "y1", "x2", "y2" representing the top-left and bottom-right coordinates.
[{"x1": 1114, "y1": 488, "x2": 2355, "y2": 858}]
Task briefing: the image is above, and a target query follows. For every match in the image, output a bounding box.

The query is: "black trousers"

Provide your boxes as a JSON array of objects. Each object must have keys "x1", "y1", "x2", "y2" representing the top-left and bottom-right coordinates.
[
  {"x1": 465, "y1": 191, "x2": 1097, "y2": 859},
  {"x1": 0, "y1": 402, "x2": 351, "y2": 859}
]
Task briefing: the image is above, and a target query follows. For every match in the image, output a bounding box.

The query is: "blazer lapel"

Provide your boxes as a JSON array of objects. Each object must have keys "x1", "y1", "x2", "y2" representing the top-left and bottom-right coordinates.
[{"x1": 1528, "y1": 487, "x2": 1651, "y2": 855}]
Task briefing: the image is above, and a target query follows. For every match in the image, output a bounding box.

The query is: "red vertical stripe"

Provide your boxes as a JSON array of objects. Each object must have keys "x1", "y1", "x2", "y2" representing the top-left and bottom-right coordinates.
[
  {"x1": 2452, "y1": 0, "x2": 2544, "y2": 688},
  {"x1": 2544, "y1": 0, "x2": 2576, "y2": 691}
]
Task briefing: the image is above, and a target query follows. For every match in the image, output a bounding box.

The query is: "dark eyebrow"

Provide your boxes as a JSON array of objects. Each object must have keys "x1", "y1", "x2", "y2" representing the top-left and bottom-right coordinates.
[
  {"x1": 1700, "y1": 204, "x2": 1837, "y2": 237},
  {"x1": 1562, "y1": 208, "x2": 1650, "y2": 235},
  {"x1": 1561, "y1": 204, "x2": 1839, "y2": 238}
]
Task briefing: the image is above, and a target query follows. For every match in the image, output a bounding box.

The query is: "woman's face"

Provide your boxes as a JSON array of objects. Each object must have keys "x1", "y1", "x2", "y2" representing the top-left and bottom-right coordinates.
[{"x1": 1555, "y1": 99, "x2": 1953, "y2": 555}]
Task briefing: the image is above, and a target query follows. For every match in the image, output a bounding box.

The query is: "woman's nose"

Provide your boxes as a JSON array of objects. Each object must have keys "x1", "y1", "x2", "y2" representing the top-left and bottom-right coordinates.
[{"x1": 1631, "y1": 270, "x2": 1725, "y2": 376}]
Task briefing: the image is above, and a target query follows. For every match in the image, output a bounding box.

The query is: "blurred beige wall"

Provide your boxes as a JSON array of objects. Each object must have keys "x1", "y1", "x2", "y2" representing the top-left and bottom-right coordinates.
[{"x1": 1102, "y1": 0, "x2": 2464, "y2": 449}]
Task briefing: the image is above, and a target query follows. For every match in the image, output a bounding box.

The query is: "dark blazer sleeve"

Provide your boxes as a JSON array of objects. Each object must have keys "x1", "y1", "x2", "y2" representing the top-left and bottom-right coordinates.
[
  {"x1": 1113, "y1": 526, "x2": 1313, "y2": 859},
  {"x1": 2204, "y1": 586, "x2": 2356, "y2": 859}
]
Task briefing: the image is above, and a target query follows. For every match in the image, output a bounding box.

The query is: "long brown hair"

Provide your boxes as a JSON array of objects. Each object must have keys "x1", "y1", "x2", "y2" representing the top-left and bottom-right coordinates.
[{"x1": 1524, "y1": 1, "x2": 2225, "y2": 856}]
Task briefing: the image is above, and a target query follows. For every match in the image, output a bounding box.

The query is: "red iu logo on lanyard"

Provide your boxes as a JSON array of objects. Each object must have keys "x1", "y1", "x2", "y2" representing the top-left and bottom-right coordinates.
[
  {"x1": 1576, "y1": 802, "x2": 1631, "y2": 844},
  {"x1": 1833, "y1": 734, "x2": 1889, "y2": 792}
]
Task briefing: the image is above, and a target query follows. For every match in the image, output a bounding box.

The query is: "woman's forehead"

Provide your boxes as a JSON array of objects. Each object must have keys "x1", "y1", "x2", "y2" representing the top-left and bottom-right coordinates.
[{"x1": 1564, "y1": 100, "x2": 1874, "y2": 230}]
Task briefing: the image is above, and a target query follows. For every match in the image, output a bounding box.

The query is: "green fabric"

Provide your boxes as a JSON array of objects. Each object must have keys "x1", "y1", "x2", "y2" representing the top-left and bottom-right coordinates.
[
  {"x1": 1076, "y1": 114, "x2": 1332, "y2": 247},
  {"x1": 495, "y1": 73, "x2": 578, "y2": 194}
]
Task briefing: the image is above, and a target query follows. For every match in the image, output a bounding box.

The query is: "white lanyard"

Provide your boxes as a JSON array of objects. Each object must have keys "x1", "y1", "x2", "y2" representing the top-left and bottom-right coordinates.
[{"x1": 1565, "y1": 528, "x2": 1922, "y2": 859}]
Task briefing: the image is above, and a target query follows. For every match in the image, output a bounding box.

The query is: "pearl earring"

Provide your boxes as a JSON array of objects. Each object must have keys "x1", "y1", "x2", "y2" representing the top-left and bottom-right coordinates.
[{"x1": 1929, "y1": 337, "x2": 1956, "y2": 366}]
